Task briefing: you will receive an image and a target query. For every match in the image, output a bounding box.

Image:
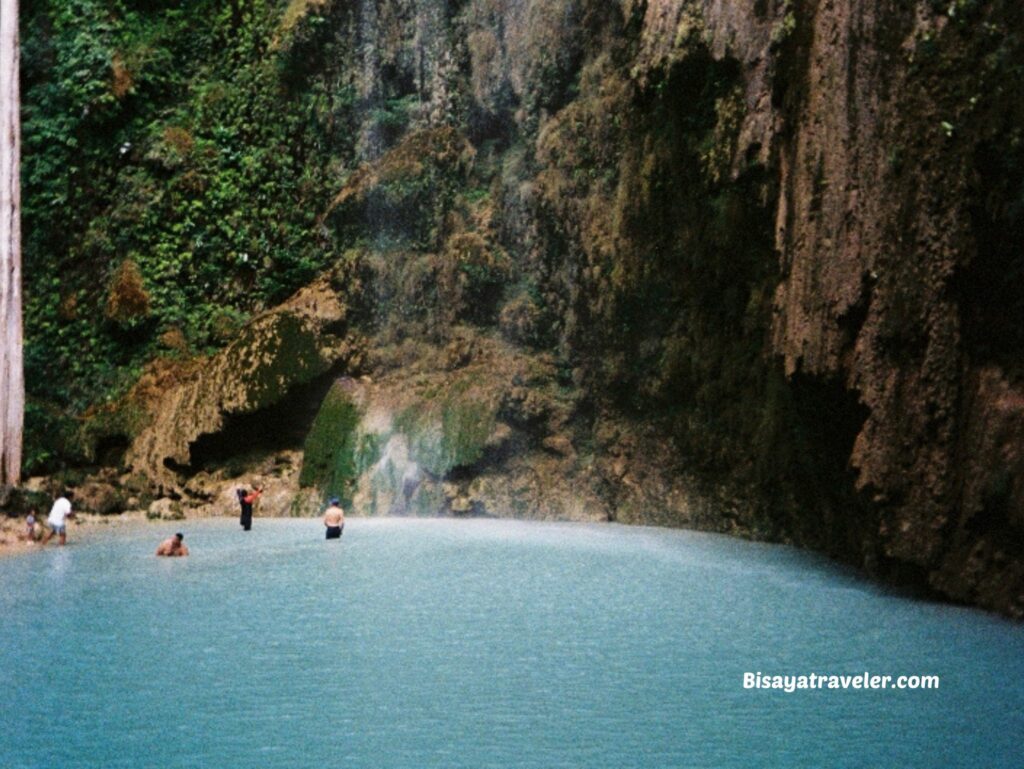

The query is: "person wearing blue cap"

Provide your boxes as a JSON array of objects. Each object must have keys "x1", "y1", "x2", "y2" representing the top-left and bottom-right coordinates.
[{"x1": 322, "y1": 498, "x2": 345, "y2": 540}]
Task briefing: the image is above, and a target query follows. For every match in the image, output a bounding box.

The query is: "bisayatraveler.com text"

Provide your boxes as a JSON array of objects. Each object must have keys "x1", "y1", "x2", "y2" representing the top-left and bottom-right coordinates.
[{"x1": 743, "y1": 672, "x2": 940, "y2": 693}]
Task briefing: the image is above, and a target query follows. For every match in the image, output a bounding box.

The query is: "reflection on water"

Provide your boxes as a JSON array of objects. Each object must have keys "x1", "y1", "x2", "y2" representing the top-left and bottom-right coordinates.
[
  {"x1": 1, "y1": 518, "x2": 1022, "y2": 769},
  {"x1": 45, "y1": 547, "x2": 70, "y2": 580}
]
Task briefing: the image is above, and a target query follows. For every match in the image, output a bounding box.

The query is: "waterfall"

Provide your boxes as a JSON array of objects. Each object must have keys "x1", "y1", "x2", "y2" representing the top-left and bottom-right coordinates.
[{"x1": 357, "y1": 0, "x2": 384, "y2": 160}]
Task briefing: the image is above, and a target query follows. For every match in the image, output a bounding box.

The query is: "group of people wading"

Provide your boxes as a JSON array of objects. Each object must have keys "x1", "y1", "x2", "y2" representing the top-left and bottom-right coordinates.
[
  {"x1": 155, "y1": 490, "x2": 344, "y2": 557},
  {"x1": 236, "y1": 483, "x2": 346, "y2": 540},
  {"x1": 21, "y1": 491, "x2": 77, "y2": 547},
  {"x1": 20, "y1": 486, "x2": 346, "y2": 557}
]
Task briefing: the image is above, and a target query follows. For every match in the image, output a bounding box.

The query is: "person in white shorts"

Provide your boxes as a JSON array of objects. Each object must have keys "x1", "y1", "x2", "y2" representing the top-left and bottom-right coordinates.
[{"x1": 42, "y1": 493, "x2": 75, "y2": 546}]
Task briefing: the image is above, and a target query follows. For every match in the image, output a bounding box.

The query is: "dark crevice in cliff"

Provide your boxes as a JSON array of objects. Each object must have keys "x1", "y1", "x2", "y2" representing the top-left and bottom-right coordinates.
[
  {"x1": 163, "y1": 372, "x2": 341, "y2": 476},
  {"x1": 781, "y1": 373, "x2": 872, "y2": 559},
  {"x1": 94, "y1": 434, "x2": 130, "y2": 469},
  {"x1": 588, "y1": 49, "x2": 768, "y2": 420},
  {"x1": 770, "y1": 0, "x2": 818, "y2": 116},
  {"x1": 444, "y1": 430, "x2": 531, "y2": 483},
  {"x1": 873, "y1": 557, "x2": 937, "y2": 599},
  {"x1": 955, "y1": 139, "x2": 1024, "y2": 381},
  {"x1": 962, "y1": 468, "x2": 1024, "y2": 553},
  {"x1": 837, "y1": 272, "x2": 874, "y2": 354}
]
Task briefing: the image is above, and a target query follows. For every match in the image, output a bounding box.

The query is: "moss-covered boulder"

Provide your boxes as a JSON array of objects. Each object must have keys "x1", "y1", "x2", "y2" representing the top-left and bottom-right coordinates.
[
  {"x1": 393, "y1": 386, "x2": 498, "y2": 478},
  {"x1": 298, "y1": 379, "x2": 379, "y2": 507},
  {"x1": 125, "y1": 274, "x2": 364, "y2": 489}
]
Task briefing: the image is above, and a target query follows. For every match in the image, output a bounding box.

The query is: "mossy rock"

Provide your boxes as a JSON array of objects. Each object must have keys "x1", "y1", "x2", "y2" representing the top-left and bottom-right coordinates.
[
  {"x1": 394, "y1": 389, "x2": 497, "y2": 477},
  {"x1": 323, "y1": 127, "x2": 474, "y2": 248},
  {"x1": 125, "y1": 276, "x2": 358, "y2": 486},
  {"x1": 299, "y1": 381, "x2": 380, "y2": 507},
  {"x1": 299, "y1": 375, "x2": 500, "y2": 514}
]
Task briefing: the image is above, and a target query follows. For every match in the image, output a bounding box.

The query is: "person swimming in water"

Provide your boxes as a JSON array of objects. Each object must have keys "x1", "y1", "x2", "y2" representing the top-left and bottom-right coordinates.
[
  {"x1": 155, "y1": 532, "x2": 189, "y2": 557},
  {"x1": 322, "y1": 498, "x2": 345, "y2": 540}
]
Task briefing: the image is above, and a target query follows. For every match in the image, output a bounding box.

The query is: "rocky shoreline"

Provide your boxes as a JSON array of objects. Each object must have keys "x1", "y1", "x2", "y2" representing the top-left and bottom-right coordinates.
[{"x1": 0, "y1": 511, "x2": 151, "y2": 558}]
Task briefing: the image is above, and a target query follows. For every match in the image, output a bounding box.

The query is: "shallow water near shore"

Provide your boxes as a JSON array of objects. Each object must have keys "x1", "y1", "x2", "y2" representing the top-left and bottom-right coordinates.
[{"x1": 1, "y1": 517, "x2": 1022, "y2": 768}]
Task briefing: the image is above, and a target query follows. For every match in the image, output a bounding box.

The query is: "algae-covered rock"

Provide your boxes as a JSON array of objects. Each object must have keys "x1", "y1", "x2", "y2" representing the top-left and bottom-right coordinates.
[
  {"x1": 294, "y1": 333, "x2": 620, "y2": 522},
  {"x1": 299, "y1": 379, "x2": 379, "y2": 507},
  {"x1": 299, "y1": 371, "x2": 501, "y2": 515},
  {"x1": 394, "y1": 389, "x2": 497, "y2": 478},
  {"x1": 298, "y1": 335, "x2": 567, "y2": 516}
]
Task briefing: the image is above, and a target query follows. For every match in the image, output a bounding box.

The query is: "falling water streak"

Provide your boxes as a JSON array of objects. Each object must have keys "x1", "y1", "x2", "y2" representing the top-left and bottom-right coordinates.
[{"x1": 357, "y1": 0, "x2": 384, "y2": 161}]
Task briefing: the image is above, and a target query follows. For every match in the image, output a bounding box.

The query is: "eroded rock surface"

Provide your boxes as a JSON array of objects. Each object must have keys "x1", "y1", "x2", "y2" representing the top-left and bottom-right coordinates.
[
  {"x1": 296, "y1": 331, "x2": 721, "y2": 527},
  {"x1": 125, "y1": 274, "x2": 365, "y2": 491}
]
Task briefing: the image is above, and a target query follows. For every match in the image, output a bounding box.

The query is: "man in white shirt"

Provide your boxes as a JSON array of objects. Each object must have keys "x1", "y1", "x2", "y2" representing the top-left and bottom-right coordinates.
[{"x1": 42, "y1": 493, "x2": 75, "y2": 546}]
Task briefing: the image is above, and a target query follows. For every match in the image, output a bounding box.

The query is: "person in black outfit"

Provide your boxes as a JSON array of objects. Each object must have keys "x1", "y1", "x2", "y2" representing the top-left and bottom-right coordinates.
[{"x1": 238, "y1": 485, "x2": 263, "y2": 531}]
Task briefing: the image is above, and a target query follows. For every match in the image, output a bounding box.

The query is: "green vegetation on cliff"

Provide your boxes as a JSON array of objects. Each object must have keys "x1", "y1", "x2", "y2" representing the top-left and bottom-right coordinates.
[
  {"x1": 21, "y1": 0, "x2": 355, "y2": 470},
  {"x1": 16, "y1": 0, "x2": 855, "y2": 523}
]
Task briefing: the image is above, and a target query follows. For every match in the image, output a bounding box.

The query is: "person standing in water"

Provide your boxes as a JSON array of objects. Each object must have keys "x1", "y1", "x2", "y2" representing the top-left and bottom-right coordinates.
[
  {"x1": 238, "y1": 485, "x2": 263, "y2": 531},
  {"x1": 322, "y1": 498, "x2": 345, "y2": 540},
  {"x1": 156, "y1": 532, "x2": 189, "y2": 557},
  {"x1": 41, "y1": 492, "x2": 75, "y2": 546}
]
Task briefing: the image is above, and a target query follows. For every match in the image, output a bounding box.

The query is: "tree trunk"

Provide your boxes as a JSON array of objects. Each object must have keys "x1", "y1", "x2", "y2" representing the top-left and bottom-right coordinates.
[{"x1": 0, "y1": 0, "x2": 23, "y2": 487}]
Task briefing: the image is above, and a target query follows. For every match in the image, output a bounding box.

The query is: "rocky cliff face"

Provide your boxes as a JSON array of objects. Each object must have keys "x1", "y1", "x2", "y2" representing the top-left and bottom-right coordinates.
[
  {"x1": 33, "y1": 0, "x2": 1022, "y2": 615},
  {"x1": 721, "y1": 0, "x2": 1024, "y2": 611}
]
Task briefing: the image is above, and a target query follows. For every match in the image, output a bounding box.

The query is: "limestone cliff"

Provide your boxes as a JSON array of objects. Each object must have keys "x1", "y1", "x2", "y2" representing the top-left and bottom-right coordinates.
[
  {"x1": 704, "y1": 0, "x2": 1024, "y2": 611},
  {"x1": 38, "y1": 0, "x2": 1022, "y2": 615}
]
